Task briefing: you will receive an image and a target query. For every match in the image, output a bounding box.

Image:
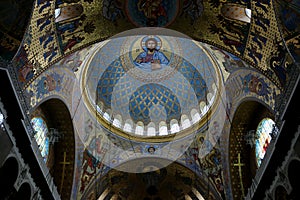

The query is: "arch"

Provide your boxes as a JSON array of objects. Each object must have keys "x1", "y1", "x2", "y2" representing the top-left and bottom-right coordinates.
[
  {"x1": 135, "y1": 121, "x2": 144, "y2": 135},
  {"x1": 147, "y1": 122, "x2": 156, "y2": 136},
  {"x1": 97, "y1": 101, "x2": 104, "y2": 111},
  {"x1": 221, "y1": 4, "x2": 251, "y2": 23},
  {"x1": 112, "y1": 114, "x2": 122, "y2": 128},
  {"x1": 158, "y1": 121, "x2": 168, "y2": 136},
  {"x1": 275, "y1": 185, "x2": 288, "y2": 200},
  {"x1": 0, "y1": 157, "x2": 19, "y2": 199},
  {"x1": 199, "y1": 101, "x2": 208, "y2": 114},
  {"x1": 207, "y1": 92, "x2": 214, "y2": 105},
  {"x1": 170, "y1": 119, "x2": 180, "y2": 134},
  {"x1": 181, "y1": 114, "x2": 191, "y2": 129},
  {"x1": 31, "y1": 98, "x2": 75, "y2": 200},
  {"x1": 288, "y1": 159, "x2": 300, "y2": 198},
  {"x1": 191, "y1": 108, "x2": 201, "y2": 124},
  {"x1": 14, "y1": 182, "x2": 32, "y2": 200},
  {"x1": 124, "y1": 119, "x2": 133, "y2": 132},
  {"x1": 103, "y1": 109, "x2": 112, "y2": 121},
  {"x1": 228, "y1": 100, "x2": 274, "y2": 199},
  {"x1": 55, "y1": 4, "x2": 84, "y2": 23}
]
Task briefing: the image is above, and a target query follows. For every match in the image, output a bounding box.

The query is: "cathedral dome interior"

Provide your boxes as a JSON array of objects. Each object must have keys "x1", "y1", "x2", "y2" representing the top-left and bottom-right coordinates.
[{"x1": 0, "y1": 0, "x2": 300, "y2": 200}]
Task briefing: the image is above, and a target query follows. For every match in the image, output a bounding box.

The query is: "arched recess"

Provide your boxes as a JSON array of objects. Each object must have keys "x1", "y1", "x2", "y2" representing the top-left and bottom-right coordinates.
[
  {"x1": 229, "y1": 100, "x2": 274, "y2": 199},
  {"x1": 14, "y1": 182, "x2": 32, "y2": 200},
  {"x1": 288, "y1": 159, "x2": 300, "y2": 199},
  {"x1": 275, "y1": 185, "x2": 288, "y2": 200},
  {"x1": 55, "y1": 4, "x2": 84, "y2": 23},
  {"x1": 221, "y1": 4, "x2": 251, "y2": 23},
  {"x1": 31, "y1": 98, "x2": 75, "y2": 200},
  {"x1": 81, "y1": 158, "x2": 222, "y2": 200},
  {"x1": 0, "y1": 156, "x2": 19, "y2": 199}
]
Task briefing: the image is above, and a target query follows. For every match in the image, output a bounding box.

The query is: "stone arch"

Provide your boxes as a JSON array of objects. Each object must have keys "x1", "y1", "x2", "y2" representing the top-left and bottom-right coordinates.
[
  {"x1": 14, "y1": 182, "x2": 32, "y2": 200},
  {"x1": 0, "y1": 156, "x2": 19, "y2": 199},
  {"x1": 31, "y1": 98, "x2": 75, "y2": 200},
  {"x1": 274, "y1": 185, "x2": 288, "y2": 200},
  {"x1": 288, "y1": 159, "x2": 300, "y2": 199}
]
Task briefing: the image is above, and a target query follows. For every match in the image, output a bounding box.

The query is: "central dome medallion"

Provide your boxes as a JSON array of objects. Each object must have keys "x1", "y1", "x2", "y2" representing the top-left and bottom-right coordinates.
[{"x1": 83, "y1": 28, "x2": 221, "y2": 140}]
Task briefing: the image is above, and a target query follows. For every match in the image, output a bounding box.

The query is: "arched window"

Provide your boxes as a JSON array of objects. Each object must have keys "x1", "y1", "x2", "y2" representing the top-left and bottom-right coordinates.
[
  {"x1": 31, "y1": 117, "x2": 50, "y2": 162},
  {"x1": 112, "y1": 114, "x2": 122, "y2": 128},
  {"x1": 0, "y1": 111, "x2": 4, "y2": 130},
  {"x1": 55, "y1": 4, "x2": 84, "y2": 23},
  {"x1": 255, "y1": 118, "x2": 275, "y2": 167},
  {"x1": 147, "y1": 122, "x2": 156, "y2": 136},
  {"x1": 135, "y1": 121, "x2": 144, "y2": 135},
  {"x1": 0, "y1": 111, "x2": 4, "y2": 124},
  {"x1": 170, "y1": 119, "x2": 180, "y2": 134},
  {"x1": 123, "y1": 119, "x2": 133, "y2": 132},
  {"x1": 159, "y1": 121, "x2": 168, "y2": 136},
  {"x1": 103, "y1": 109, "x2": 112, "y2": 122},
  {"x1": 221, "y1": 5, "x2": 251, "y2": 23},
  {"x1": 191, "y1": 108, "x2": 201, "y2": 124},
  {"x1": 199, "y1": 101, "x2": 208, "y2": 114},
  {"x1": 181, "y1": 114, "x2": 191, "y2": 129}
]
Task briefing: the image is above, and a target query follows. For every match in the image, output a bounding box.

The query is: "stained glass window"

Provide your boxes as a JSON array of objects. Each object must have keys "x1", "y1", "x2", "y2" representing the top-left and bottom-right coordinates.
[
  {"x1": 31, "y1": 117, "x2": 50, "y2": 163},
  {"x1": 55, "y1": 4, "x2": 83, "y2": 22},
  {"x1": 255, "y1": 118, "x2": 275, "y2": 167},
  {"x1": 0, "y1": 112, "x2": 4, "y2": 124},
  {"x1": 0, "y1": 111, "x2": 4, "y2": 130},
  {"x1": 221, "y1": 5, "x2": 251, "y2": 23}
]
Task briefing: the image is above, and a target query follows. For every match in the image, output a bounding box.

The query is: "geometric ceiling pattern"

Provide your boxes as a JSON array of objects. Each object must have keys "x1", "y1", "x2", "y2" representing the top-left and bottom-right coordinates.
[{"x1": 83, "y1": 33, "x2": 220, "y2": 137}]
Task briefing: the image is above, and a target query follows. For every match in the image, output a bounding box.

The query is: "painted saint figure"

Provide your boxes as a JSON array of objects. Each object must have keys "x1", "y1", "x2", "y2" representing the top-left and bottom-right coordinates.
[{"x1": 134, "y1": 36, "x2": 169, "y2": 72}]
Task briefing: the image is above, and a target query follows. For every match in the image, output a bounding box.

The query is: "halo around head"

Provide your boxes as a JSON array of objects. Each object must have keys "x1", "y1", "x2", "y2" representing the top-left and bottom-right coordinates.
[{"x1": 141, "y1": 35, "x2": 162, "y2": 51}]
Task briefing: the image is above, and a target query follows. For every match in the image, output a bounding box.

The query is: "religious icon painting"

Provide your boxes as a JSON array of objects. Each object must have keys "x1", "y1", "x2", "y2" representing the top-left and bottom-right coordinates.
[
  {"x1": 125, "y1": 0, "x2": 179, "y2": 27},
  {"x1": 133, "y1": 36, "x2": 170, "y2": 72}
]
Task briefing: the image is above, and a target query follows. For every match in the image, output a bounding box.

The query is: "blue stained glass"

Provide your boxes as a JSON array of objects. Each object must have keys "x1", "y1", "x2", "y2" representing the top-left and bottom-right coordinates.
[
  {"x1": 31, "y1": 117, "x2": 50, "y2": 163},
  {"x1": 255, "y1": 118, "x2": 275, "y2": 167}
]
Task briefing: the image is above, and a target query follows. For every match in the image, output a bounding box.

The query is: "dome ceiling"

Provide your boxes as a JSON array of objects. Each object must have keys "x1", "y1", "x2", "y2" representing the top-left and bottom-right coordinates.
[{"x1": 81, "y1": 29, "x2": 222, "y2": 138}]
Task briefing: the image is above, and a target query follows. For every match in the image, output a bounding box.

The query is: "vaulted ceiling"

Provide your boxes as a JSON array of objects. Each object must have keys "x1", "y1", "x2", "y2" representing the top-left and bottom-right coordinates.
[
  {"x1": 4, "y1": 0, "x2": 298, "y2": 91},
  {"x1": 1, "y1": 1, "x2": 299, "y2": 200}
]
